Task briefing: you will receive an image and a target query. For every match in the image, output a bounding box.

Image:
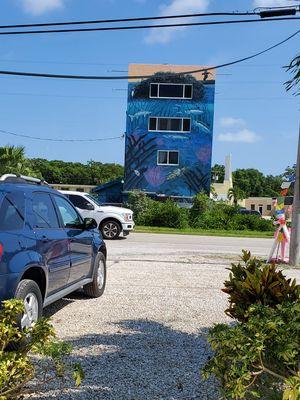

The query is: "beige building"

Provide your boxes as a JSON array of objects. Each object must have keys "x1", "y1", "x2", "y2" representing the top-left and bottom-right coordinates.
[
  {"x1": 50, "y1": 184, "x2": 96, "y2": 193},
  {"x1": 242, "y1": 197, "x2": 274, "y2": 217}
]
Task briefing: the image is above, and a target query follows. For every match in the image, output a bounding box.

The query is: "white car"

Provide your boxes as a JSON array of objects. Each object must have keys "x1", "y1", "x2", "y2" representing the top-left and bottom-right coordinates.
[{"x1": 60, "y1": 191, "x2": 134, "y2": 240}]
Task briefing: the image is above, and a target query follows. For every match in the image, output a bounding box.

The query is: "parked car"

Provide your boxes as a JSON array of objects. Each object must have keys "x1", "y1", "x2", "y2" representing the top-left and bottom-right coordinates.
[
  {"x1": 238, "y1": 208, "x2": 262, "y2": 216},
  {"x1": 60, "y1": 191, "x2": 134, "y2": 240},
  {"x1": 0, "y1": 174, "x2": 107, "y2": 329}
]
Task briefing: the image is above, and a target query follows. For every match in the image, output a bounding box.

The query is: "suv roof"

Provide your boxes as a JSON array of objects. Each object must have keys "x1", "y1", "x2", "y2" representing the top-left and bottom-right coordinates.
[
  {"x1": 0, "y1": 174, "x2": 58, "y2": 194},
  {"x1": 60, "y1": 190, "x2": 89, "y2": 196}
]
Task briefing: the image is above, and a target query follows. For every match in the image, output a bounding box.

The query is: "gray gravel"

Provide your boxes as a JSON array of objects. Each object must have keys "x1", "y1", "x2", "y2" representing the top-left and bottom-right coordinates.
[{"x1": 28, "y1": 233, "x2": 300, "y2": 400}]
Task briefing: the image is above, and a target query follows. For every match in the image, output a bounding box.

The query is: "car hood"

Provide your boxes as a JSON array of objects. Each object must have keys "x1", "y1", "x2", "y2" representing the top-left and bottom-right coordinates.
[{"x1": 98, "y1": 205, "x2": 133, "y2": 214}]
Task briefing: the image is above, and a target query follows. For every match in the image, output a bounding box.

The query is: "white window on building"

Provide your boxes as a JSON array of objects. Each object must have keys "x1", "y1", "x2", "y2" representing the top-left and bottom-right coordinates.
[
  {"x1": 150, "y1": 83, "x2": 193, "y2": 99},
  {"x1": 149, "y1": 117, "x2": 191, "y2": 133},
  {"x1": 157, "y1": 150, "x2": 179, "y2": 166}
]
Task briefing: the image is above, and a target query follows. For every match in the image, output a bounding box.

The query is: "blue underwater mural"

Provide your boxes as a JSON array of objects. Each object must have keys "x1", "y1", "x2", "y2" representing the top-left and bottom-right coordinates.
[{"x1": 124, "y1": 73, "x2": 215, "y2": 197}]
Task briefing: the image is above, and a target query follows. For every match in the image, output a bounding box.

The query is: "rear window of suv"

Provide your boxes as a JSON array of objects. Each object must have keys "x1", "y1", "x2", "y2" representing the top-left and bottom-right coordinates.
[{"x1": 0, "y1": 192, "x2": 25, "y2": 231}]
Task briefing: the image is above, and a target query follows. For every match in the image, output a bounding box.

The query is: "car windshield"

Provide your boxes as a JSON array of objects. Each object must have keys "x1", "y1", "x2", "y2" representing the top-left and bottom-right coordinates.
[{"x1": 86, "y1": 194, "x2": 102, "y2": 206}]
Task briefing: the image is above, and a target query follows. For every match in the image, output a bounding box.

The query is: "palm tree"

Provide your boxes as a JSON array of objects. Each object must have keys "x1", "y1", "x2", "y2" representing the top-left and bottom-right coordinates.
[
  {"x1": 228, "y1": 187, "x2": 245, "y2": 206},
  {"x1": 0, "y1": 145, "x2": 37, "y2": 176},
  {"x1": 286, "y1": 55, "x2": 300, "y2": 95}
]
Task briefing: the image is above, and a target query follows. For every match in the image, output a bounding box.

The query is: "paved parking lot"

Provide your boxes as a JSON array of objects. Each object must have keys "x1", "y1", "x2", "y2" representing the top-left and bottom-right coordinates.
[{"x1": 38, "y1": 233, "x2": 299, "y2": 400}]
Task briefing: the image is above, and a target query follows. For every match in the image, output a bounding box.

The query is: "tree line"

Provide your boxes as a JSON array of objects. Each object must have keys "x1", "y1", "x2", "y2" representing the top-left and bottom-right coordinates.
[
  {"x1": 0, "y1": 145, "x2": 295, "y2": 196},
  {"x1": 0, "y1": 145, "x2": 124, "y2": 186},
  {"x1": 211, "y1": 163, "x2": 295, "y2": 198}
]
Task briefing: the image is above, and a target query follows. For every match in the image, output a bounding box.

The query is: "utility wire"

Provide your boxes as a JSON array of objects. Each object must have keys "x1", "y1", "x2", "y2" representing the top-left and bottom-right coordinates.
[
  {"x1": 0, "y1": 11, "x2": 257, "y2": 29},
  {"x1": 0, "y1": 16, "x2": 299, "y2": 35},
  {"x1": 0, "y1": 129, "x2": 124, "y2": 142},
  {"x1": 0, "y1": 29, "x2": 299, "y2": 80}
]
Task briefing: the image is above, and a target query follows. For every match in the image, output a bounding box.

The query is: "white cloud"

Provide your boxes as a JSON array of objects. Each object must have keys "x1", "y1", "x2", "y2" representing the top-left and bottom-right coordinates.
[
  {"x1": 145, "y1": 0, "x2": 210, "y2": 44},
  {"x1": 219, "y1": 117, "x2": 245, "y2": 128},
  {"x1": 253, "y1": 0, "x2": 292, "y2": 7},
  {"x1": 217, "y1": 129, "x2": 261, "y2": 143},
  {"x1": 19, "y1": 0, "x2": 65, "y2": 16}
]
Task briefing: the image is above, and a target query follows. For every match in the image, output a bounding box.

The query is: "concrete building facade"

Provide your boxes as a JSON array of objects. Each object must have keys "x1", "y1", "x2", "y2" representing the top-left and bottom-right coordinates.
[{"x1": 124, "y1": 64, "x2": 216, "y2": 197}]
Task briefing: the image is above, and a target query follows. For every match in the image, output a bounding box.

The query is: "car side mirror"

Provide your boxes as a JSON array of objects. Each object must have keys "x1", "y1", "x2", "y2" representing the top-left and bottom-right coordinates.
[
  {"x1": 85, "y1": 203, "x2": 95, "y2": 211},
  {"x1": 84, "y1": 218, "x2": 98, "y2": 230}
]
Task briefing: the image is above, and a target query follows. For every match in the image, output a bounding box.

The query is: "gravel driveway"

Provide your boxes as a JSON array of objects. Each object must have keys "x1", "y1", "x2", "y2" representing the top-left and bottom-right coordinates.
[{"x1": 31, "y1": 233, "x2": 300, "y2": 400}]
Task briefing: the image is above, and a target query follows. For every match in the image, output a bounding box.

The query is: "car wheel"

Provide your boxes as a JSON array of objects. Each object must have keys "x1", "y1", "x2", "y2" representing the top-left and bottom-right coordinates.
[
  {"x1": 15, "y1": 279, "x2": 43, "y2": 330},
  {"x1": 101, "y1": 220, "x2": 121, "y2": 240},
  {"x1": 83, "y1": 252, "x2": 106, "y2": 298}
]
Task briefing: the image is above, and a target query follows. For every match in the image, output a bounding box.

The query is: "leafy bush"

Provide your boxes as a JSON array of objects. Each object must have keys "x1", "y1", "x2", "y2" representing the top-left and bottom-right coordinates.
[
  {"x1": 0, "y1": 299, "x2": 83, "y2": 399},
  {"x1": 203, "y1": 302, "x2": 300, "y2": 400},
  {"x1": 126, "y1": 191, "x2": 154, "y2": 225},
  {"x1": 202, "y1": 252, "x2": 300, "y2": 399},
  {"x1": 145, "y1": 200, "x2": 189, "y2": 229},
  {"x1": 223, "y1": 250, "x2": 300, "y2": 322},
  {"x1": 189, "y1": 193, "x2": 213, "y2": 225}
]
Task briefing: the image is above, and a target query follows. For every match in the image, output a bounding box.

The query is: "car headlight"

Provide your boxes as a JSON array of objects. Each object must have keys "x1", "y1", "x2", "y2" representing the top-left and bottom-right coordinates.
[{"x1": 123, "y1": 213, "x2": 132, "y2": 221}]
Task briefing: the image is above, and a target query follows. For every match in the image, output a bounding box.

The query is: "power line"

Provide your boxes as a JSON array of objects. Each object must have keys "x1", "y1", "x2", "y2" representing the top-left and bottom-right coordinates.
[
  {"x1": 0, "y1": 29, "x2": 298, "y2": 80},
  {"x1": 0, "y1": 11, "x2": 257, "y2": 30},
  {"x1": 0, "y1": 129, "x2": 124, "y2": 142},
  {"x1": 0, "y1": 16, "x2": 298, "y2": 36}
]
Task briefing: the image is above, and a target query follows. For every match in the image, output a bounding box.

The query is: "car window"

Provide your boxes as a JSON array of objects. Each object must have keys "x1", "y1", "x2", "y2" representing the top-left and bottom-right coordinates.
[
  {"x1": 0, "y1": 192, "x2": 25, "y2": 231},
  {"x1": 69, "y1": 194, "x2": 94, "y2": 210},
  {"x1": 54, "y1": 195, "x2": 83, "y2": 228},
  {"x1": 32, "y1": 193, "x2": 59, "y2": 229}
]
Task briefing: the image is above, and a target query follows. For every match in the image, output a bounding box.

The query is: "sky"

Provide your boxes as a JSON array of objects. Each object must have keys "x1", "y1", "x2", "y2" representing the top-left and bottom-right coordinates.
[{"x1": 0, "y1": 0, "x2": 299, "y2": 175}]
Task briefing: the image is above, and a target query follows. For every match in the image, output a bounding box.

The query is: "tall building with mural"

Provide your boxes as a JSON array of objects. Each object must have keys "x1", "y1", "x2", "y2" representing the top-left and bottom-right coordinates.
[{"x1": 124, "y1": 64, "x2": 216, "y2": 197}]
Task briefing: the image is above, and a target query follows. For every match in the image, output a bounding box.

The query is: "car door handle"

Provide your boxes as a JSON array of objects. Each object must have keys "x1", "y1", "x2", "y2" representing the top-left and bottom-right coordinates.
[{"x1": 41, "y1": 235, "x2": 49, "y2": 243}]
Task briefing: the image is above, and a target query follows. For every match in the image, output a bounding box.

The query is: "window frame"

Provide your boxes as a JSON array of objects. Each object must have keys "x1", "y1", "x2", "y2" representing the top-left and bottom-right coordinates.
[
  {"x1": 31, "y1": 191, "x2": 60, "y2": 230},
  {"x1": 148, "y1": 116, "x2": 191, "y2": 133},
  {"x1": 0, "y1": 191, "x2": 25, "y2": 232},
  {"x1": 68, "y1": 194, "x2": 95, "y2": 211},
  {"x1": 52, "y1": 194, "x2": 84, "y2": 230},
  {"x1": 149, "y1": 83, "x2": 193, "y2": 100},
  {"x1": 157, "y1": 150, "x2": 179, "y2": 166}
]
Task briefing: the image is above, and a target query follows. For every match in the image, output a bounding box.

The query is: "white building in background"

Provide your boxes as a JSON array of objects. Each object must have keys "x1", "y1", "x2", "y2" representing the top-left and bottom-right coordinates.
[{"x1": 212, "y1": 154, "x2": 233, "y2": 201}]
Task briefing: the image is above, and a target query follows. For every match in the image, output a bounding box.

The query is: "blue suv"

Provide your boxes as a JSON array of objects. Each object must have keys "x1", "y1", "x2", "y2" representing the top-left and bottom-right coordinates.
[{"x1": 0, "y1": 174, "x2": 107, "y2": 328}]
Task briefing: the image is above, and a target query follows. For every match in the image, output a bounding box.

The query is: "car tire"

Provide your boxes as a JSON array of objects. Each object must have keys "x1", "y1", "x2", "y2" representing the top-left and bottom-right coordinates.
[
  {"x1": 101, "y1": 220, "x2": 121, "y2": 240},
  {"x1": 15, "y1": 279, "x2": 43, "y2": 330},
  {"x1": 83, "y1": 252, "x2": 106, "y2": 298}
]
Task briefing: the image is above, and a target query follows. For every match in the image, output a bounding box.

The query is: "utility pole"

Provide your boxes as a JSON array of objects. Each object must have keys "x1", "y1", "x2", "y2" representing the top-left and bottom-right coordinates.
[{"x1": 289, "y1": 123, "x2": 300, "y2": 266}]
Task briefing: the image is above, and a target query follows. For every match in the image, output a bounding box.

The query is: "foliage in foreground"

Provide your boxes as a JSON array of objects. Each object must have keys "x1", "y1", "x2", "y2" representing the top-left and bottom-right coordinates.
[
  {"x1": 127, "y1": 191, "x2": 274, "y2": 232},
  {"x1": 203, "y1": 303, "x2": 300, "y2": 400},
  {"x1": 0, "y1": 299, "x2": 83, "y2": 399},
  {"x1": 223, "y1": 250, "x2": 300, "y2": 322},
  {"x1": 202, "y1": 253, "x2": 300, "y2": 400}
]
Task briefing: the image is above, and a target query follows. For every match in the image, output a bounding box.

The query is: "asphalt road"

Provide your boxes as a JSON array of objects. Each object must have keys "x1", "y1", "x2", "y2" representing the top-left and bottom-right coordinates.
[
  {"x1": 107, "y1": 231, "x2": 275, "y2": 258},
  {"x1": 36, "y1": 232, "x2": 298, "y2": 400}
]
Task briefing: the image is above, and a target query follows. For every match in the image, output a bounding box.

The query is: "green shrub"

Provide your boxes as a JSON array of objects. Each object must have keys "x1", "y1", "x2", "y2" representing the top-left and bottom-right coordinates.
[
  {"x1": 223, "y1": 250, "x2": 299, "y2": 322},
  {"x1": 0, "y1": 299, "x2": 83, "y2": 399},
  {"x1": 144, "y1": 200, "x2": 189, "y2": 229},
  {"x1": 189, "y1": 193, "x2": 213, "y2": 225},
  {"x1": 126, "y1": 191, "x2": 154, "y2": 225},
  {"x1": 202, "y1": 252, "x2": 300, "y2": 399},
  {"x1": 203, "y1": 302, "x2": 300, "y2": 400}
]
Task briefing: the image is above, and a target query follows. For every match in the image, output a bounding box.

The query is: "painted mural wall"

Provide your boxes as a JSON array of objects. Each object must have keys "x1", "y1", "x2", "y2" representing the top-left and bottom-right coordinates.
[{"x1": 124, "y1": 72, "x2": 215, "y2": 197}]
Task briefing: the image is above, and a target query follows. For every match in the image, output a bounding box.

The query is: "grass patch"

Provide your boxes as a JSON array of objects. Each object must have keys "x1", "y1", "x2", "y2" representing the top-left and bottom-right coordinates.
[{"x1": 135, "y1": 226, "x2": 274, "y2": 238}]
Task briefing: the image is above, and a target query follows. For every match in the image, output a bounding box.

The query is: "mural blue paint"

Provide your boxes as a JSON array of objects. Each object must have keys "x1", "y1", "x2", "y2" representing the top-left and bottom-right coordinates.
[{"x1": 124, "y1": 71, "x2": 215, "y2": 197}]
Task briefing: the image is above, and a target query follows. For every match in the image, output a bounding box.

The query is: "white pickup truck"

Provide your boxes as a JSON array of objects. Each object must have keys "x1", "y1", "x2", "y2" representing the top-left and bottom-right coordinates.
[{"x1": 60, "y1": 191, "x2": 134, "y2": 240}]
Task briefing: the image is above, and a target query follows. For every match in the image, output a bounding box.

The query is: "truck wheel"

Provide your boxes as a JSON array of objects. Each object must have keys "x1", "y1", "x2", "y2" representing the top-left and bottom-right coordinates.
[
  {"x1": 101, "y1": 220, "x2": 121, "y2": 240},
  {"x1": 83, "y1": 252, "x2": 106, "y2": 298},
  {"x1": 15, "y1": 279, "x2": 43, "y2": 329}
]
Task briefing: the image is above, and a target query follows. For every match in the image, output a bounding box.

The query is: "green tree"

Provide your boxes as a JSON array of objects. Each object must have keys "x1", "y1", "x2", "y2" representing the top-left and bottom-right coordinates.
[
  {"x1": 228, "y1": 187, "x2": 245, "y2": 206},
  {"x1": 233, "y1": 169, "x2": 266, "y2": 197},
  {"x1": 286, "y1": 54, "x2": 300, "y2": 95},
  {"x1": 211, "y1": 164, "x2": 225, "y2": 183},
  {"x1": 0, "y1": 145, "x2": 39, "y2": 177}
]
